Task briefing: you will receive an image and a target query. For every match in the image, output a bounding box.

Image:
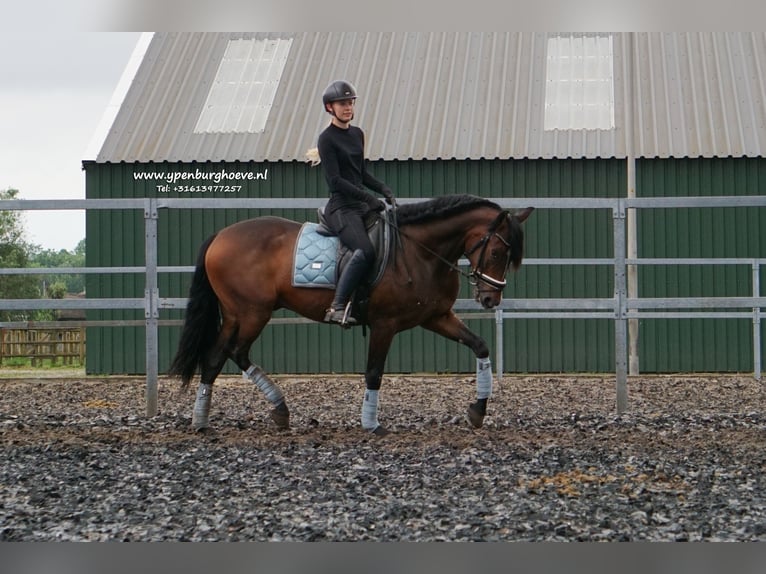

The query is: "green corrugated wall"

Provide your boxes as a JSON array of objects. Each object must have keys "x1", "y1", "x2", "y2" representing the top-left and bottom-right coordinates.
[
  {"x1": 84, "y1": 157, "x2": 765, "y2": 375},
  {"x1": 637, "y1": 158, "x2": 766, "y2": 372}
]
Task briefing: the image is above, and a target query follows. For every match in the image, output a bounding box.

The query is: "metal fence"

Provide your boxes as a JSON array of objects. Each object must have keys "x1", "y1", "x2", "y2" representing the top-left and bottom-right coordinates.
[{"x1": 1, "y1": 196, "x2": 765, "y2": 417}]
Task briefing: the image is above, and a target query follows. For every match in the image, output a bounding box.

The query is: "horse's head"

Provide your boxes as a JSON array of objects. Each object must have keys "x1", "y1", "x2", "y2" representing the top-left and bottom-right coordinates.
[{"x1": 465, "y1": 206, "x2": 534, "y2": 309}]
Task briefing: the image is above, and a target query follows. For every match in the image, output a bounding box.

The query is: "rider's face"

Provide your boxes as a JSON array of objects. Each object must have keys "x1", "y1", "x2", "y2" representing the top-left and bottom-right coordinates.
[{"x1": 328, "y1": 98, "x2": 355, "y2": 123}]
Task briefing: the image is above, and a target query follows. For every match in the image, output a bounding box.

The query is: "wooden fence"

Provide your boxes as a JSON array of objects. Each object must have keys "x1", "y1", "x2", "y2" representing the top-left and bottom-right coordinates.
[{"x1": 0, "y1": 327, "x2": 85, "y2": 366}]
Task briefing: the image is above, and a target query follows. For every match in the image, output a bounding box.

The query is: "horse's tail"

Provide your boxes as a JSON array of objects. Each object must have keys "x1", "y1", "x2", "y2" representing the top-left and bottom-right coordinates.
[{"x1": 168, "y1": 234, "x2": 220, "y2": 391}]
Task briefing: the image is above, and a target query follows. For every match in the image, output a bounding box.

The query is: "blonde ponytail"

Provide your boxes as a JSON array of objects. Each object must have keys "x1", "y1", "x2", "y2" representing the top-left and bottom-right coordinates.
[{"x1": 305, "y1": 147, "x2": 321, "y2": 166}]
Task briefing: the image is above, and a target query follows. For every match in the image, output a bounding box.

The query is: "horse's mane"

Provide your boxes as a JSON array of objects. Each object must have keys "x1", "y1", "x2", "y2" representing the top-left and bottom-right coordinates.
[
  {"x1": 396, "y1": 194, "x2": 501, "y2": 225},
  {"x1": 395, "y1": 194, "x2": 525, "y2": 270}
]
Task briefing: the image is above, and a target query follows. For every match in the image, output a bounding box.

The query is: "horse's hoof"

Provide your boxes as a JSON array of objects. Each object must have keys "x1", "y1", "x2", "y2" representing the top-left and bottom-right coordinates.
[
  {"x1": 370, "y1": 425, "x2": 389, "y2": 437},
  {"x1": 270, "y1": 403, "x2": 290, "y2": 430},
  {"x1": 467, "y1": 403, "x2": 485, "y2": 429},
  {"x1": 192, "y1": 416, "x2": 210, "y2": 432}
]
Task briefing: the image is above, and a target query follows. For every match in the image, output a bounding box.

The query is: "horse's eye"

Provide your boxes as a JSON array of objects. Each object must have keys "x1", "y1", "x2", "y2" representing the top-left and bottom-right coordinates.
[{"x1": 490, "y1": 249, "x2": 501, "y2": 260}]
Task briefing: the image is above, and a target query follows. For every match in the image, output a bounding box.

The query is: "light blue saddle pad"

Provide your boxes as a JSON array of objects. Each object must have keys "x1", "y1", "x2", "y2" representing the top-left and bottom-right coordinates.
[{"x1": 292, "y1": 223, "x2": 338, "y2": 289}]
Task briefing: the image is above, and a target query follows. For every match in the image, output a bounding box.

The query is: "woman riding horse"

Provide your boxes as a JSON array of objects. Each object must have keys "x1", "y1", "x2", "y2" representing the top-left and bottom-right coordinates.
[{"x1": 315, "y1": 80, "x2": 395, "y2": 326}]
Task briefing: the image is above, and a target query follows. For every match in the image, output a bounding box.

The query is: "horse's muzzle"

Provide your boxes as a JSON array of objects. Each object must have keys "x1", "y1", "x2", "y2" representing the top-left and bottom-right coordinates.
[{"x1": 474, "y1": 287, "x2": 502, "y2": 309}]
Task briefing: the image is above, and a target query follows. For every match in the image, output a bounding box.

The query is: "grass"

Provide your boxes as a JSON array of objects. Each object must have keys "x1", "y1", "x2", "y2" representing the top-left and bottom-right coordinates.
[
  {"x1": 0, "y1": 358, "x2": 86, "y2": 379},
  {"x1": 0, "y1": 356, "x2": 83, "y2": 368}
]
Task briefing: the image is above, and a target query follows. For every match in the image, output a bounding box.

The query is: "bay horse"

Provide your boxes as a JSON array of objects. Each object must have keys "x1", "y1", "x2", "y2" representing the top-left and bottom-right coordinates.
[{"x1": 168, "y1": 194, "x2": 533, "y2": 436}]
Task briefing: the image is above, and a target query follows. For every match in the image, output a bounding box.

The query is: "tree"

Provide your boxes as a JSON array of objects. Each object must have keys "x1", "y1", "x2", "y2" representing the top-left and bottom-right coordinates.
[
  {"x1": 0, "y1": 188, "x2": 41, "y2": 321},
  {"x1": 29, "y1": 240, "x2": 86, "y2": 294}
]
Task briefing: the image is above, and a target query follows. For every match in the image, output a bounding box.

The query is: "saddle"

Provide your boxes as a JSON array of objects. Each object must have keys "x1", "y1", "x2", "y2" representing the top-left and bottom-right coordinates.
[{"x1": 292, "y1": 209, "x2": 392, "y2": 291}]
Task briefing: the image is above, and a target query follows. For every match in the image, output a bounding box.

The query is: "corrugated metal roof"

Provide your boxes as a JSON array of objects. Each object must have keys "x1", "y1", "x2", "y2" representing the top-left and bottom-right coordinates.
[
  {"x1": 632, "y1": 32, "x2": 766, "y2": 158},
  {"x1": 92, "y1": 32, "x2": 766, "y2": 163}
]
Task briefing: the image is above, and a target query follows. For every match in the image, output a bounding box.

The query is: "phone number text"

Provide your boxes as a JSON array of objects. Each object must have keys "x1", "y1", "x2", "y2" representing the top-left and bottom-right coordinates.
[{"x1": 157, "y1": 184, "x2": 242, "y2": 193}]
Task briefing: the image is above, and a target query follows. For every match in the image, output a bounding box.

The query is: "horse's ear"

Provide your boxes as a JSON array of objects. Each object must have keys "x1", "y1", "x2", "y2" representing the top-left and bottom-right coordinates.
[{"x1": 513, "y1": 207, "x2": 534, "y2": 223}]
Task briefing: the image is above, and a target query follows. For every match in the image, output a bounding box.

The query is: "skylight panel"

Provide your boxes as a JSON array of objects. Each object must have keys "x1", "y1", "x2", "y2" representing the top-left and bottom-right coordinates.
[
  {"x1": 544, "y1": 34, "x2": 615, "y2": 131},
  {"x1": 194, "y1": 37, "x2": 293, "y2": 134}
]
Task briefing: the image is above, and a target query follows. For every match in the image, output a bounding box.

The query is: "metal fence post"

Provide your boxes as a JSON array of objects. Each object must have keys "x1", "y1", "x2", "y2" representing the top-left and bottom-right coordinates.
[
  {"x1": 495, "y1": 308, "x2": 504, "y2": 381},
  {"x1": 754, "y1": 261, "x2": 762, "y2": 381},
  {"x1": 144, "y1": 198, "x2": 159, "y2": 417},
  {"x1": 613, "y1": 200, "x2": 629, "y2": 413}
]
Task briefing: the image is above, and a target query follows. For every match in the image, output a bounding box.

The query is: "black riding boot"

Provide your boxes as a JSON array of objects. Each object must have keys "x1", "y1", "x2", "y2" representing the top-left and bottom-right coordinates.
[{"x1": 325, "y1": 249, "x2": 370, "y2": 326}]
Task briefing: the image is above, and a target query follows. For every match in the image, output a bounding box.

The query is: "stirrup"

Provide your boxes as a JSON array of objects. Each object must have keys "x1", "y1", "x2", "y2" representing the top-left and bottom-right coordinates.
[{"x1": 324, "y1": 303, "x2": 357, "y2": 327}]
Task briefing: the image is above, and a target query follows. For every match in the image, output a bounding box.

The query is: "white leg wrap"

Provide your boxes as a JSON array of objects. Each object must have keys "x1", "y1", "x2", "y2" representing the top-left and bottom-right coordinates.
[
  {"x1": 244, "y1": 365, "x2": 284, "y2": 406},
  {"x1": 476, "y1": 357, "x2": 493, "y2": 399},
  {"x1": 193, "y1": 383, "x2": 212, "y2": 429},
  {"x1": 361, "y1": 389, "x2": 380, "y2": 430}
]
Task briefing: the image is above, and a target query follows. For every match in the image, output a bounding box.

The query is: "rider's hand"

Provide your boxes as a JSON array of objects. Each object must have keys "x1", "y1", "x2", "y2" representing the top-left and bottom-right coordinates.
[
  {"x1": 367, "y1": 196, "x2": 386, "y2": 212},
  {"x1": 382, "y1": 187, "x2": 396, "y2": 206}
]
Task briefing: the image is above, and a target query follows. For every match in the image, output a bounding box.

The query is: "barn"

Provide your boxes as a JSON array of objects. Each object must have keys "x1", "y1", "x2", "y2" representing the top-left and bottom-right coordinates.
[{"x1": 83, "y1": 32, "x2": 766, "y2": 376}]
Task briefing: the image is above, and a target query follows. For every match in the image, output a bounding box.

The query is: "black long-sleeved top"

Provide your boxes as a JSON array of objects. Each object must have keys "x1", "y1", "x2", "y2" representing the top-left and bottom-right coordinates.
[{"x1": 317, "y1": 123, "x2": 389, "y2": 216}]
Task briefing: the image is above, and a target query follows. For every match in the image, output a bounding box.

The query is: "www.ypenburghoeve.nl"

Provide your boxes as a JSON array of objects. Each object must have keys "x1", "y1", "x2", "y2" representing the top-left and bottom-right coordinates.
[{"x1": 133, "y1": 168, "x2": 268, "y2": 184}]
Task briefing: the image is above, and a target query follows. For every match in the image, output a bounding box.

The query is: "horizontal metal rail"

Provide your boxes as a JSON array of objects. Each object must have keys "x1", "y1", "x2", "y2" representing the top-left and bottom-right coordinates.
[{"x1": 0, "y1": 298, "x2": 145, "y2": 310}]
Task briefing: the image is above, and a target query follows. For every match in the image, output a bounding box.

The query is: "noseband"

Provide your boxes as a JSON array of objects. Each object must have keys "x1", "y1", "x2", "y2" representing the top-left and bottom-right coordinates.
[{"x1": 464, "y1": 210, "x2": 513, "y2": 292}]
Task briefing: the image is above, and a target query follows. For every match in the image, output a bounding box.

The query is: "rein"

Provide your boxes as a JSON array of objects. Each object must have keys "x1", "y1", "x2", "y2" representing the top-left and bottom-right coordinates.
[{"x1": 381, "y1": 208, "x2": 512, "y2": 291}]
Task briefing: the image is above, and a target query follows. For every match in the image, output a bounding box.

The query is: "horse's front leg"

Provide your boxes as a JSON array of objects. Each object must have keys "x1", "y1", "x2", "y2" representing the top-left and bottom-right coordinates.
[
  {"x1": 243, "y1": 364, "x2": 289, "y2": 429},
  {"x1": 362, "y1": 326, "x2": 396, "y2": 436},
  {"x1": 423, "y1": 311, "x2": 493, "y2": 428}
]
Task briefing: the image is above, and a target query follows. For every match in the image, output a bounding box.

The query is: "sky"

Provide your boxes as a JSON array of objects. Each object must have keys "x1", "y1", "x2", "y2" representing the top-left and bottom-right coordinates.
[
  {"x1": 0, "y1": 31, "x2": 141, "y2": 251},
  {"x1": 1, "y1": 1, "x2": 760, "y2": 253}
]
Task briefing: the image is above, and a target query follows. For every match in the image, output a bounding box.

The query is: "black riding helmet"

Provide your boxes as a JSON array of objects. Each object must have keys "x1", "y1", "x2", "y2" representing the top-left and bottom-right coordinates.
[{"x1": 322, "y1": 80, "x2": 357, "y2": 110}]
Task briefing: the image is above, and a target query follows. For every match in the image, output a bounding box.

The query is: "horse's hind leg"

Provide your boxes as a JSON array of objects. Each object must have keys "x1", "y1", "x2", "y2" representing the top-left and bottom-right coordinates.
[
  {"x1": 192, "y1": 322, "x2": 235, "y2": 431},
  {"x1": 193, "y1": 359, "x2": 226, "y2": 431},
  {"x1": 230, "y1": 313, "x2": 290, "y2": 430}
]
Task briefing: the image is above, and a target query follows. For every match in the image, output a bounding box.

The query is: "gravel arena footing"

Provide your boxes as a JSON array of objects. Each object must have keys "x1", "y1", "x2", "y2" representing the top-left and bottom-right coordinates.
[{"x1": 1, "y1": 373, "x2": 764, "y2": 541}]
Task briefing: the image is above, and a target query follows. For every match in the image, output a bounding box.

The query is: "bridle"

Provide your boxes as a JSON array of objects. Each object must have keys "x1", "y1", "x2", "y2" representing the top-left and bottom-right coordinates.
[
  {"x1": 385, "y1": 208, "x2": 514, "y2": 292},
  {"x1": 463, "y1": 210, "x2": 513, "y2": 292}
]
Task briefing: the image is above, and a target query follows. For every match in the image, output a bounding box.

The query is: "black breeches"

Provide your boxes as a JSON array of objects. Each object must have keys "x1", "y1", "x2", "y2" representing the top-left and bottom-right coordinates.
[{"x1": 334, "y1": 214, "x2": 376, "y2": 265}]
